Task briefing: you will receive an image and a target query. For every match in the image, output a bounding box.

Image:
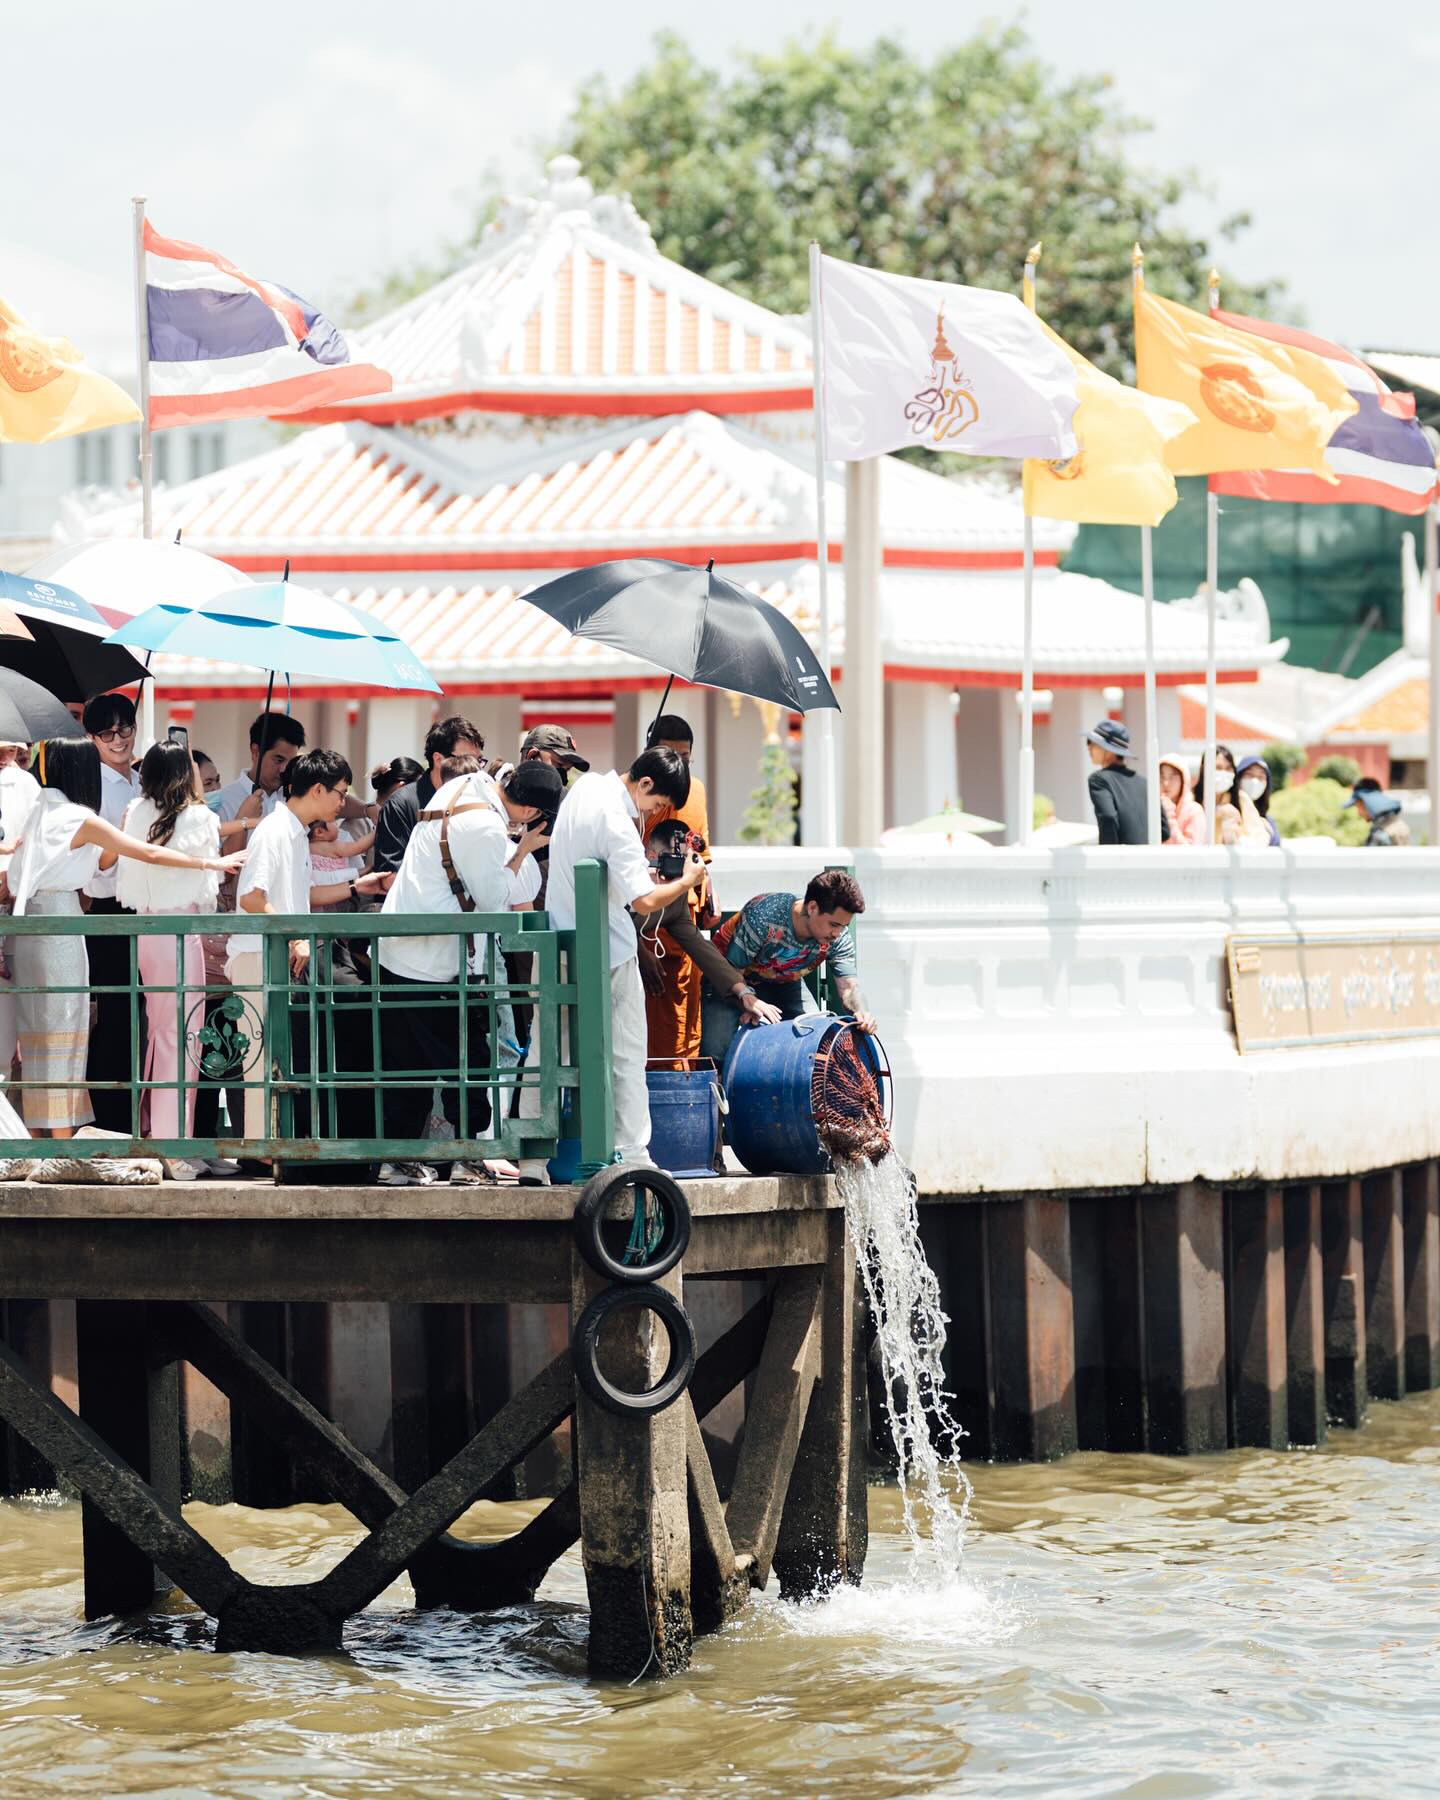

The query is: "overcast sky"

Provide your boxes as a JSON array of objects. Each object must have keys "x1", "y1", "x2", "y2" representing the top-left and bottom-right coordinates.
[{"x1": 6, "y1": 0, "x2": 1436, "y2": 352}]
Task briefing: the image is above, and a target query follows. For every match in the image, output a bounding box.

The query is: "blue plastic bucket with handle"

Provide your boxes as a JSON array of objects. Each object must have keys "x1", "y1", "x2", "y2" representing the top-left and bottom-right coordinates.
[
  {"x1": 645, "y1": 1059, "x2": 721, "y2": 1179},
  {"x1": 721, "y1": 1013, "x2": 889, "y2": 1176}
]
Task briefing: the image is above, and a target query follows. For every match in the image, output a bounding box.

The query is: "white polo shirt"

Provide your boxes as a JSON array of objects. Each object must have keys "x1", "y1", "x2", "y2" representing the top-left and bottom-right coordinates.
[
  {"x1": 226, "y1": 804, "x2": 311, "y2": 971},
  {"x1": 545, "y1": 770, "x2": 653, "y2": 969},
  {"x1": 378, "y1": 773, "x2": 513, "y2": 983},
  {"x1": 84, "y1": 762, "x2": 141, "y2": 901}
]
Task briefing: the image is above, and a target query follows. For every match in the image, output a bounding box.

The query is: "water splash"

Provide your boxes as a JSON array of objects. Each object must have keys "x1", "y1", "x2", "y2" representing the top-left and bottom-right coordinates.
[{"x1": 835, "y1": 1151, "x2": 972, "y2": 1580}]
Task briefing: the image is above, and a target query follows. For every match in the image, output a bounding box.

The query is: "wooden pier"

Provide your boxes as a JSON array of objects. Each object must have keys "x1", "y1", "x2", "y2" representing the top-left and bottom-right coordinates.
[{"x1": 0, "y1": 1173, "x2": 867, "y2": 1678}]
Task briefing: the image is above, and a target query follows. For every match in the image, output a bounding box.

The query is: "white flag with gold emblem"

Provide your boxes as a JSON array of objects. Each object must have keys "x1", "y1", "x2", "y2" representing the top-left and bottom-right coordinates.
[{"x1": 817, "y1": 255, "x2": 1080, "y2": 462}]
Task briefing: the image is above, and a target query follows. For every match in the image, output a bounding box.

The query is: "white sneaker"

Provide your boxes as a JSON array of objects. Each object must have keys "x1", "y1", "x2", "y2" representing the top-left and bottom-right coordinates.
[
  {"x1": 517, "y1": 1159, "x2": 551, "y2": 1187},
  {"x1": 378, "y1": 1161, "x2": 438, "y2": 1187},
  {"x1": 449, "y1": 1160, "x2": 485, "y2": 1186},
  {"x1": 200, "y1": 1155, "x2": 243, "y2": 1178},
  {"x1": 163, "y1": 1157, "x2": 202, "y2": 1182}
]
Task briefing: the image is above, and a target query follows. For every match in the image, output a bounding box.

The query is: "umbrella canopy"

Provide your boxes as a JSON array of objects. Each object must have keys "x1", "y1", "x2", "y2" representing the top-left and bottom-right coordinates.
[
  {"x1": 0, "y1": 568, "x2": 114, "y2": 637},
  {"x1": 519, "y1": 558, "x2": 839, "y2": 714},
  {"x1": 0, "y1": 620, "x2": 148, "y2": 704},
  {"x1": 103, "y1": 577, "x2": 442, "y2": 693},
  {"x1": 23, "y1": 538, "x2": 249, "y2": 627},
  {"x1": 890, "y1": 805, "x2": 1005, "y2": 837},
  {"x1": 0, "y1": 667, "x2": 82, "y2": 745}
]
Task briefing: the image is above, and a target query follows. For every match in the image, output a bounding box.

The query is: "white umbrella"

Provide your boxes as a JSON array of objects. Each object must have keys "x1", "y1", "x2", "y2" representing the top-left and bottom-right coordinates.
[
  {"x1": 24, "y1": 538, "x2": 249, "y2": 627},
  {"x1": 25, "y1": 538, "x2": 252, "y2": 747}
]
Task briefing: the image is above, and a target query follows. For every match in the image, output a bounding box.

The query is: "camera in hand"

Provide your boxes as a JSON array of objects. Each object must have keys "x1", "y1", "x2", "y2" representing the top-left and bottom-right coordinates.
[{"x1": 653, "y1": 821, "x2": 704, "y2": 881}]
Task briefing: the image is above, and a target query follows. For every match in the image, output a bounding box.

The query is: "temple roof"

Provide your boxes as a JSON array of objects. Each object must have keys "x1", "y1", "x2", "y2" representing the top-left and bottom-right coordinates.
[
  {"x1": 297, "y1": 158, "x2": 815, "y2": 424},
  {"x1": 77, "y1": 412, "x2": 1074, "y2": 574}
]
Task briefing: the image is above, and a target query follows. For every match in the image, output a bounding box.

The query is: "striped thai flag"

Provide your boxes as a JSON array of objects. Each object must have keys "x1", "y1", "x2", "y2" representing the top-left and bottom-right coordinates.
[
  {"x1": 142, "y1": 219, "x2": 391, "y2": 428},
  {"x1": 1209, "y1": 308, "x2": 1436, "y2": 513}
]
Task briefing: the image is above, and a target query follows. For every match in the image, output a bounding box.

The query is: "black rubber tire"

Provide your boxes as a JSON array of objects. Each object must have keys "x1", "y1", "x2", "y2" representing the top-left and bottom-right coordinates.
[
  {"x1": 572, "y1": 1163, "x2": 691, "y2": 1284},
  {"x1": 571, "y1": 1283, "x2": 697, "y2": 1417}
]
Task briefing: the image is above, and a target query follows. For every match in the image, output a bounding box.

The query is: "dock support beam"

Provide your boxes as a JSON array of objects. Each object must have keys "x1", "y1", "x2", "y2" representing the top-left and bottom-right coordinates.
[
  {"x1": 1402, "y1": 1160, "x2": 1440, "y2": 1392},
  {"x1": 1142, "y1": 1184, "x2": 1226, "y2": 1454},
  {"x1": 1226, "y1": 1189, "x2": 1287, "y2": 1449},
  {"x1": 1362, "y1": 1171, "x2": 1406, "y2": 1402},
  {"x1": 1321, "y1": 1180, "x2": 1368, "y2": 1430},
  {"x1": 1283, "y1": 1185, "x2": 1326, "y2": 1446},
  {"x1": 571, "y1": 1256, "x2": 692, "y2": 1680},
  {"x1": 987, "y1": 1196, "x2": 1077, "y2": 1461}
]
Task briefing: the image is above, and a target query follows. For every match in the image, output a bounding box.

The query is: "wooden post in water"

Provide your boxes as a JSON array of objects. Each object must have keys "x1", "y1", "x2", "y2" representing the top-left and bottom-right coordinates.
[
  {"x1": 1402, "y1": 1159, "x2": 1440, "y2": 1392},
  {"x1": 1283, "y1": 1185, "x2": 1327, "y2": 1446},
  {"x1": 1362, "y1": 1170, "x2": 1406, "y2": 1402},
  {"x1": 570, "y1": 1253, "x2": 692, "y2": 1679},
  {"x1": 1142, "y1": 1184, "x2": 1227, "y2": 1454},
  {"x1": 773, "y1": 1210, "x2": 870, "y2": 1598},
  {"x1": 1320, "y1": 1180, "x2": 1368, "y2": 1430},
  {"x1": 1225, "y1": 1189, "x2": 1288, "y2": 1449},
  {"x1": 987, "y1": 1196, "x2": 1077, "y2": 1461}
]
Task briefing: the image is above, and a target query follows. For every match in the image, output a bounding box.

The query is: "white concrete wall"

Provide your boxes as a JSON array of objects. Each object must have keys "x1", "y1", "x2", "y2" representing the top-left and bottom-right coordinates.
[
  {"x1": 709, "y1": 842, "x2": 1440, "y2": 1198},
  {"x1": 887, "y1": 681, "x2": 956, "y2": 828}
]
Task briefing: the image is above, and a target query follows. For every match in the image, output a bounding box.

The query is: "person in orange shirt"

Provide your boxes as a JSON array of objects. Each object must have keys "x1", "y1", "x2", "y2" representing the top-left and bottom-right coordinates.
[{"x1": 640, "y1": 714, "x2": 713, "y2": 1064}]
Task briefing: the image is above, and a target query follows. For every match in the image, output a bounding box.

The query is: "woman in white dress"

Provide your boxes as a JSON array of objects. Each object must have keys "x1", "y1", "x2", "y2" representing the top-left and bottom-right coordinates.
[
  {"x1": 120, "y1": 742, "x2": 224, "y2": 1174},
  {"x1": 10, "y1": 737, "x2": 245, "y2": 1138}
]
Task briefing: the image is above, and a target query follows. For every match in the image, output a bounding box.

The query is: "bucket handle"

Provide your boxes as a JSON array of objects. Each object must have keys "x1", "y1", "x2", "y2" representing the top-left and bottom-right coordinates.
[{"x1": 711, "y1": 1081, "x2": 729, "y2": 1117}]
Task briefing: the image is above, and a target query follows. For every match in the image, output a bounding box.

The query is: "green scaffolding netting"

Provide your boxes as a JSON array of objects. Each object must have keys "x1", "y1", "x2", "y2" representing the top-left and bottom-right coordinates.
[{"x1": 1065, "y1": 478, "x2": 1423, "y2": 678}]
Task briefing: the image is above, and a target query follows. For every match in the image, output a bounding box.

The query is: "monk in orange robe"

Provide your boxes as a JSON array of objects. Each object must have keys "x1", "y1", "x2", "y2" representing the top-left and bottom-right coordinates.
[{"x1": 639, "y1": 714, "x2": 712, "y2": 1066}]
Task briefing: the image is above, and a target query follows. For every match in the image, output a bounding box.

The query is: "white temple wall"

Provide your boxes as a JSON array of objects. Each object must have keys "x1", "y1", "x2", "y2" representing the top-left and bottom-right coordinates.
[
  {"x1": 1036, "y1": 688, "x2": 1111, "y2": 825},
  {"x1": 886, "y1": 680, "x2": 956, "y2": 829},
  {"x1": 956, "y1": 689, "x2": 1011, "y2": 838}
]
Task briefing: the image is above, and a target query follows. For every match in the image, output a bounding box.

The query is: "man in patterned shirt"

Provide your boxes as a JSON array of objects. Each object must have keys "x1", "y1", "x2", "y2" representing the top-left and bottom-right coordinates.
[{"x1": 698, "y1": 869, "x2": 875, "y2": 1062}]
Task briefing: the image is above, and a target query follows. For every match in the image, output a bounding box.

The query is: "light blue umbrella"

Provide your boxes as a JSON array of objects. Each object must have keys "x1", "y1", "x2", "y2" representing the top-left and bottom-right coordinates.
[{"x1": 102, "y1": 570, "x2": 441, "y2": 694}]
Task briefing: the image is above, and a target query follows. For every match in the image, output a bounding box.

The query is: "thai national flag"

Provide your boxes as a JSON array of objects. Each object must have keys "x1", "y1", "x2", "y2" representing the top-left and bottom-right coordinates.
[
  {"x1": 142, "y1": 219, "x2": 391, "y2": 428},
  {"x1": 1209, "y1": 309, "x2": 1436, "y2": 514}
]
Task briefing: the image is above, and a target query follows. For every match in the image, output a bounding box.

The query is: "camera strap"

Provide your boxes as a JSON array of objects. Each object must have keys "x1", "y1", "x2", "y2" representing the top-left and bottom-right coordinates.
[{"x1": 416, "y1": 787, "x2": 493, "y2": 913}]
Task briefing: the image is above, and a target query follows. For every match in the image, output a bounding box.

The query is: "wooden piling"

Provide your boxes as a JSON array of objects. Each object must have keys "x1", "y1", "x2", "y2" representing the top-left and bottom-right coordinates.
[
  {"x1": 1320, "y1": 1180, "x2": 1367, "y2": 1430},
  {"x1": 1361, "y1": 1171, "x2": 1405, "y2": 1402},
  {"x1": 0, "y1": 1301, "x2": 55, "y2": 1493},
  {"x1": 1141, "y1": 1184, "x2": 1226, "y2": 1454},
  {"x1": 76, "y1": 1301, "x2": 169, "y2": 1617},
  {"x1": 928, "y1": 1203, "x2": 992, "y2": 1460},
  {"x1": 1282, "y1": 1185, "x2": 1326, "y2": 1446},
  {"x1": 1070, "y1": 1195, "x2": 1147, "y2": 1453},
  {"x1": 773, "y1": 1212, "x2": 869, "y2": 1600},
  {"x1": 987, "y1": 1197, "x2": 1077, "y2": 1461},
  {"x1": 570, "y1": 1255, "x2": 692, "y2": 1681},
  {"x1": 1225, "y1": 1189, "x2": 1288, "y2": 1449},
  {"x1": 1402, "y1": 1160, "x2": 1440, "y2": 1392}
]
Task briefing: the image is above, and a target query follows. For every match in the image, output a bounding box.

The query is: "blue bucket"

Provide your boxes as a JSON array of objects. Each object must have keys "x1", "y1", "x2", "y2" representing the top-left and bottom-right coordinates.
[
  {"x1": 646, "y1": 1061, "x2": 721, "y2": 1179},
  {"x1": 547, "y1": 1088, "x2": 582, "y2": 1186},
  {"x1": 722, "y1": 1014, "x2": 888, "y2": 1176}
]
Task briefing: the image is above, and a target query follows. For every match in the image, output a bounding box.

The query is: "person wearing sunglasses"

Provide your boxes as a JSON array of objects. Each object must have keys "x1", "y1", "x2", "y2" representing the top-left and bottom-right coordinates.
[{"x1": 82, "y1": 694, "x2": 143, "y2": 1130}]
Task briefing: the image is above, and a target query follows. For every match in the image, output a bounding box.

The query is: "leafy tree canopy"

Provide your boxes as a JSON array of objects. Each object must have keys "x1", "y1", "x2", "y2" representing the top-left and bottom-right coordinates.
[{"x1": 556, "y1": 27, "x2": 1285, "y2": 378}]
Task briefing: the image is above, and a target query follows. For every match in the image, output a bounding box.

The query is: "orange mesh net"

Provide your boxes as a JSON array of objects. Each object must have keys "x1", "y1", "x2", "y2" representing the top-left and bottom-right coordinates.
[{"x1": 811, "y1": 1024, "x2": 891, "y2": 1165}]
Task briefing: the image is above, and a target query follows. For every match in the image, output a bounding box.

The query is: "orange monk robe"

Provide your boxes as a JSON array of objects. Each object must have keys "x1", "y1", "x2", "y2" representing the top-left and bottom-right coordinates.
[{"x1": 643, "y1": 774, "x2": 711, "y2": 1064}]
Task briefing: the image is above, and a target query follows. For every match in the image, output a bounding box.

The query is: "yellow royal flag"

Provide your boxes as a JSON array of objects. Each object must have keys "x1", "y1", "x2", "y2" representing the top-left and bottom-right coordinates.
[
  {"x1": 1135, "y1": 287, "x2": 1355, "y2": 479},
  {"x1": 0, "y1": 296, "x2": 140, "y2": 444},
  {"x1": 1024, "y1": 322, "x2": 1196, "y2": 526}
]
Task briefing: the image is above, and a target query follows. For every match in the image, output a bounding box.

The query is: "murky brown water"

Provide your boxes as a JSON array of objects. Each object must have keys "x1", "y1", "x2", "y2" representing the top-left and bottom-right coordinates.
[{"x1": 3, "y1": 1393, "x2": 1439, "y2": 1799}]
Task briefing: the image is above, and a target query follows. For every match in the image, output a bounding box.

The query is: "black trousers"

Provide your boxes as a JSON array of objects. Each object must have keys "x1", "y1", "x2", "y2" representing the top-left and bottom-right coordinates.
[
  {"x1": 380, "y1": 964, "x2": 492, "y2": 1155},
  {"x1": 280, "y1": 951, "x2": 373, "y2": 1185},
  {"x1": 85, "y1": 898, "x2": 143, "y2": 1133}
]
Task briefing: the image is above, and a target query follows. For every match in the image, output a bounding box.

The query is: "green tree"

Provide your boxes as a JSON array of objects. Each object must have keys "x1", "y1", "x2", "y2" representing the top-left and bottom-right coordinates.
[
  {"x1": 1260, "y1": 742, "x2": 1306, "y2": 791},
  {"x1": 559, "y1": 28, "x2": 1284, "y2": 378},
  {"x1": 1268, "y1": 776, "x2": 1368, "y2": 845},
  {"x1": 739, "y1": 740, "x2": 799, "y2": 845},
  {"x1": 1313, "y1": 753, "x2": 1361, "y2": 787}
]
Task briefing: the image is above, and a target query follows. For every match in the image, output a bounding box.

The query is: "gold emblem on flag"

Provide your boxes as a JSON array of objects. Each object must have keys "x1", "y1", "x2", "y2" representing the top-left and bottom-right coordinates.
[
  {"x1": 0, "y1": 318, "x2": 65, "y2": 396},
  {"x1": 1199, "y1": 361, "x2": 1276, "y2": 434},
  {"x1": 905, "y1": 309, "x2": 980, "y2": 445}
]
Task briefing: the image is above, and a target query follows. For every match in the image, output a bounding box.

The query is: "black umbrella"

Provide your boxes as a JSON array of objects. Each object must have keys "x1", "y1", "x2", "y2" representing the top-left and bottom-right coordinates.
[
  {"x1": 0, "y1": 618, "x2": 148, "y2": 703},
  {"x1": 519, "y1": 558, "x2": 839, "y2": 728},
  {"x1": 0, "y1": 666, "x2": 80, "y2": 745}
]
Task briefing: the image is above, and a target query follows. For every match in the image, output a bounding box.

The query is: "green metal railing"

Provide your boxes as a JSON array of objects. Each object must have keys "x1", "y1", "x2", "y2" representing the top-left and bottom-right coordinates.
[{"x1": 0, "y1": 859, "x2": 617, "y2": 1172}]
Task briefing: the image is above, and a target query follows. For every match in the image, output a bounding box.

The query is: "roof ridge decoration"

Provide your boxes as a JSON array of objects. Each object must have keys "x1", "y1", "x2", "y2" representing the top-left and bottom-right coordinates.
[{"x1": 483, "y1": 155, "x2": 658, "y2": 262}]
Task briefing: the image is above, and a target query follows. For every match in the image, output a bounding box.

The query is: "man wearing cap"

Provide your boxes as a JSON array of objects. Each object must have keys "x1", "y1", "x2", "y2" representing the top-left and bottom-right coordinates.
[
  {"x1": 1344, "y1": 783, "x2": 1410, "y2": 847},
  {"x1": 520, "y1": 723, "x2": 590, "y2": 779},
  {"x1": 1086, "y1": 719, "x2": 1166, "y2": 846}
]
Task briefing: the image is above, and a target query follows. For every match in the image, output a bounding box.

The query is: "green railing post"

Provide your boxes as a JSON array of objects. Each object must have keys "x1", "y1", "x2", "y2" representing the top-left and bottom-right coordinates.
[{"x1": 572, "y1": 857, "x2": 615, "y2": 1177}]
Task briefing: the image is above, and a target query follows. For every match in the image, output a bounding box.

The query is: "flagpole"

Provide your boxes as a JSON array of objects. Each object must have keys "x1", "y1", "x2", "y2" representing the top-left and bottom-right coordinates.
[
  {"x1": 1426, "y1": 500, "x2": 1439, "y2": 846},
  {"x1": 808, "y1": 240, "x2": 839, "y2": 847},
  {"x1": 1019, "y1": 243, "x2": 1043, "y2": 848},
  {"x1": 1202, "y1": 267, "x2": 1222, "y2": 845},
  {"x1": 131, "y1": 194, "x2": 156, "y2": 753},
  {"x1": 1130, "y1": 247, "x2": 1162, "y2": 848}
]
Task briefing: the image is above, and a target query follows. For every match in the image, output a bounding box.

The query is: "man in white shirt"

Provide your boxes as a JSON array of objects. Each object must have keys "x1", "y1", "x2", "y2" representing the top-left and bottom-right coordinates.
[
  {"x1": 227, "y1": 748, "x2": 387, "y2": 1158},
  {"x1": 0, "y1": 743, "x2": 41, "y2": 1076},
  {"x1": 213, "y1": 710, "x2": 308, "y2": 827},
  {"x1": 547, "y1": 747, "x2": 705, "y2": 1165},
  {"x1": 83, "y1": 693, "x2": 143, "y2": 1130},
  {"x1": 378, "y1": 758, "x2": 562, "y2": 1184}
]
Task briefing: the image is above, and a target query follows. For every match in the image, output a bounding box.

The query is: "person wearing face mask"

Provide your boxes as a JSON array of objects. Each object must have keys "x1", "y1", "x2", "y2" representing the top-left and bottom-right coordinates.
[
  {"x1": 1235, "y1": 756, "x2": 1281, "y2": 846},
  {"x1": 1194, "y1": 745, "x2": 1269, "y2": 846},
  {"x1": 1158, "y1": 754, "x2": 1206, "y2": 845}
]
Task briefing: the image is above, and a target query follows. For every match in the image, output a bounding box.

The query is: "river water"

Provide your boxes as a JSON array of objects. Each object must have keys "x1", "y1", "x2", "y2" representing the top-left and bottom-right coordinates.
[{"x1": 3, "y1": 1393, "x2": 1439, "y2": 1800}]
